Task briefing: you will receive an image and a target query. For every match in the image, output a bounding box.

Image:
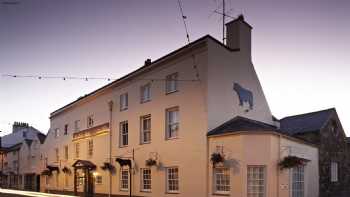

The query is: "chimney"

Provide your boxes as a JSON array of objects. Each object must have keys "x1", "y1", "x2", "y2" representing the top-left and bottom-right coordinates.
[
  {"x1": 144, "y1": 59, "x2": 152, "y2": 66},
  {"x1": 12, "y1": 122, "x2": 29, "y2": 133},
  {"x1": 225, "y1": 15, "x2": 252, "y2": 59}
]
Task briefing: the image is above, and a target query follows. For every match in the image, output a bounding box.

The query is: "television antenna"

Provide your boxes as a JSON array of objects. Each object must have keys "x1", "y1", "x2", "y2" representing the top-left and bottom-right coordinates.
[{"x1": 210, "y1": 0, "x2": 235, "y2": 44}]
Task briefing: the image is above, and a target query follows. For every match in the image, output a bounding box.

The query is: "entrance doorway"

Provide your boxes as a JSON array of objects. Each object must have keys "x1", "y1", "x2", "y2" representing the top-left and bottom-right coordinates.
[{"x1": 72, "y1": 160, "x2": 96, "y2": 197}]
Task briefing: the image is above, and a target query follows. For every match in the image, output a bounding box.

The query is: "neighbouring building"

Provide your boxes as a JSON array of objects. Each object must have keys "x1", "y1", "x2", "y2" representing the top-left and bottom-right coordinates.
[
  {"x1": 0, "y1": 122, "x2": 46, "y2": 191},
  {"x1": 40, "y1": 15, "x2": 319, "y2": 197}
]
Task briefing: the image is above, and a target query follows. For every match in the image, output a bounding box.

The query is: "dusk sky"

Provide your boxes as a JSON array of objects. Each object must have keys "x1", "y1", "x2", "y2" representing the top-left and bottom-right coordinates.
[{"x1": 0, "y1": 0, "x2": 349, "y2": 136}]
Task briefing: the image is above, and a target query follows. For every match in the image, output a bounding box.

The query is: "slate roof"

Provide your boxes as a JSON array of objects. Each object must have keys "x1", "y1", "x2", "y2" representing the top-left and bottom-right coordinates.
[
  {"x1": 207, "y1": 116, "x2": 277, "y2": 136},
  {"x1": 279, "y1": 108, "x2": 335, "y2": 135}
]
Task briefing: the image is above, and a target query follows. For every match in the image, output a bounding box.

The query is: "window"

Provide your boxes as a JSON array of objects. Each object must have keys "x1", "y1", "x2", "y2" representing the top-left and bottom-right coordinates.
[
  {"x1": 141, "y1": 115, "x2": 151, "y2": 144},
  {"x1": 120, "y1": 169, "x2": 129, "y2": 191},
  {"x1": 213, "y1": 168, "x2": 230, "y2": 194},
  {"x1": 247, "y1": 166, "x2": 265, "y2": 197},
  {"x1": 75, "y1": 143, "x2": 80, "y2": 158},
  {"x1": 74, "y1": 120, "x2": 80, "y2": 132},
  {"x1": 120, "y1": 93, "x2": 128, "y2": 111},
  {"x1": 54, "y1": 128, "x2": 59, "y2": 138},
  {"x1": 55, "y1": 148, "x2": 59, "y2": 162},
  {"x1": 95, "y1": 175, "x2": 102, "y2": 185},
  {"x1": 166, "y1": 73, "x2": 178, "y2": 93},
  {"x1": 141, "y1": 83, "x2": 151, "y2": 103},
  {"x1": 166, "y1": 167, "x2": 179, "y2": 193},
  {"x1": 65, "y1": 173, "x2": 69, "y2": 187},
  {"x1": 120, "y1": 121, "x2": 128, "y2": 147},
  {"x1": 87, "y1": 139, "x2": 93, "y2": 158},
  {"x1": 22, "y1": 131, "x2": 27, "y2": 138},
  {"x1": 292, "y1": 166, "x2": 305, "y2": 197},
  {"x1": 87, "y1": 115, "x2": 94, "y2": 128},
  {"x1": 331, "y1": 162, "x2": 338, "y2": 182},
  {"x1": 141, "y1": 168, "x2": 151, "y2": 192},
  {"x1": 64, "y1": 124, "x2": 68, "y2": 135},
  {"x1": 166, "y1": 107, "x2": 179, "y2": 139},
  {"x1": 64, "y1": 145, "x2": 69, "y2": 160}
]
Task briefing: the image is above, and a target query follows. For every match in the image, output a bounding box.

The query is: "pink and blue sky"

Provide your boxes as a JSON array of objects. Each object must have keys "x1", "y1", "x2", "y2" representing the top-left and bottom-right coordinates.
[{"x1": 1, "y1": 0, "x2": 349, "y2": 135}]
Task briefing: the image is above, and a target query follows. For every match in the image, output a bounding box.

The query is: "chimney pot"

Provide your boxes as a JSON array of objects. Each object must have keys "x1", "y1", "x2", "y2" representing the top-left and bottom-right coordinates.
[{"x1": 145, "y1": 59, "x2": 152, "y2": 66}]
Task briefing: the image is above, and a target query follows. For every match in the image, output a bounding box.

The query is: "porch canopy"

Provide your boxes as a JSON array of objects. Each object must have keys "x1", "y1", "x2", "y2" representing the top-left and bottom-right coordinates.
[{"x1": 72, "y1": 159, "x2": 96, "y2": 170}]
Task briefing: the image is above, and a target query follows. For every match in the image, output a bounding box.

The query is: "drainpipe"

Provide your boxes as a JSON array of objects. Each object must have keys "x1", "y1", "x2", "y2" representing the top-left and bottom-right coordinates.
[
  {"x1": 108, "y1": 101, "x2": 113, "y2": 197},
  {"x1": 206, "y1": 136, "x2": 209, "y2": 197}
]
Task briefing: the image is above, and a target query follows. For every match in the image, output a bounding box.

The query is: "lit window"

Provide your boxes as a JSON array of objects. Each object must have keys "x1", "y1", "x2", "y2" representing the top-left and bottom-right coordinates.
[
  {"x1": 54, "y1": 128, "x2": 60, "y2": 138},
  {"x1": 141, "y1": 83, "x2": 151, "y2": 103},
  {"x1": 87, "y1": 115, "x2": 94, "y2": 128},
  {"x1": 75, "y1": 143, "x2": 80, "y2": 158},
  {"x1": 166, "y1": 73, "x2": 178, "y2": 94},
  {"x1": 331, "y1": 162, "x2": 338, "y2": 182},
  {"x1": 141, "y1": 168, "x2": 151, "y2": 192},
  {"x1": 74, "y1": 120, "x2": 80, "y2": 132},
  {"x1": 214, "y1": 168, "x2": 230, "y2": 194},
  {"x1": 292, "y1": 166, "x2": 305, "y2": 197},
  {"x1": 247, "y1": 166, "x2": 265, "y2": 197},
  {"x1": 166, "y1": 107, "x2": 179, "y2": 139},
  {"x1": 64, "y1": 145, "x2": 69, "y2": 160},
  {"x1": 120, "y1": 169, "x2": 129, "y2": 191},
  {"x1": 120, "y1": 121, "x2": 128, "y2": 147},
  {"x1": 87, "y1": 139, "x2": 93, "y2": 158},
  {"x1": 141, "y1": 115, "x2": 151, "y2": 144},
  {"x1": 166, "y1": 167, "x2": 179, "y2": 193},
  {"x1": 64, "y1": 124, "x2": 68, "y2": 135},
  {"x1": 95, "y1": 175, "x2": 102, "y2": 185},
  {"x1": 120, "y1": 93, "x2": 128, "y2": 111}
]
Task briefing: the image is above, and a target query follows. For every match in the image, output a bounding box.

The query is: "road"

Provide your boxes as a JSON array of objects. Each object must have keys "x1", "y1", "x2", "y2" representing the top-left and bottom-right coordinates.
[{"x1": 0, "y1": 188, "x2": 76, "y2": 197}]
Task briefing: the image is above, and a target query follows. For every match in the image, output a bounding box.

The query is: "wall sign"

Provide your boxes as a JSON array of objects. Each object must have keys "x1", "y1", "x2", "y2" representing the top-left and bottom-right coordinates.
[{"x1": 233, "y1": 82, "x2": 254, "y2": 110}]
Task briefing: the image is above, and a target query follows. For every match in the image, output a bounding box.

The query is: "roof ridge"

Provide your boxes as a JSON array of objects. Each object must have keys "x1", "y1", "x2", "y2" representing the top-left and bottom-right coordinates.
[{"x1": 281, "y1": 108, "x2": 335, "y2": 120}]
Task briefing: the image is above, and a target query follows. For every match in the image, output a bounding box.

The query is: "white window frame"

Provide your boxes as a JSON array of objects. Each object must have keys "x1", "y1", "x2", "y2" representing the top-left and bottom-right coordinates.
[
  {"x1": 75, "y1": 143, "x2": 80, "y2": 158},
  {"x1": 331, "y1": 162, "x2": 338, "y2": 182},
  {"x1": 141, "y1": 115, "x2": 151, "y2": 144},
  {"x1": 292, "y1": 166, "x2": 305, "y2": 197},
  {"x1": 166, "y1": 73, "x2": 178, "y2": 94},
  {"x1": 87, "y1": 115, "x2": 94, "y2": 128},
  {"x1": 120, "y1": 168, "x2": 129, "y2": 191},
  {"x1": 247, "y1": 166, "x2": 266, "y2": 197},
  {"x1": 213, "y1": 167, "x2": 230, "y2": 194},
  {"x1": 140, "y1": 168, "x2": 152, "y2": 192},
  {"x1": 166, "y1": 107, "x2": 179, "y2": 139},
  {"x1": 120, "y1": 121, "x2": 128, "y2": 147},
  {"x1": 141, "y1": 83, "x2": 151, "y2": 103},
  {"x1": 166, "y1": 167, "x2": 179, "y2": 193},
  {"x1": 87, "y1": 139, "x2": 93, "y2": 158},
  {"x1": 120, "y1": 93, "x2": 128, "y2": 111}
]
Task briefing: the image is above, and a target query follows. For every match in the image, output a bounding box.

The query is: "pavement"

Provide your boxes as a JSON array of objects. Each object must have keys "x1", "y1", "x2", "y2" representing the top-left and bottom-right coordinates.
[{"x1": 0, "y1": 188, "x2": 76, "y2": 197}]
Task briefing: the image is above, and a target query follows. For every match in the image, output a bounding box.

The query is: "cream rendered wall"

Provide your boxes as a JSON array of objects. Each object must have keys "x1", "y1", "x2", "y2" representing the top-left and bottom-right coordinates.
[
  {"x1": 206, "y1": 38, "x2": 274, "y2": 131},
  {"x1": 208, "y1": 133, "x2": 319, "y2": 197}
]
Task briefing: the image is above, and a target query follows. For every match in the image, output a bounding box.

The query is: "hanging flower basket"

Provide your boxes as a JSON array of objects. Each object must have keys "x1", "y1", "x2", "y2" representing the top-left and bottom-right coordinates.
[
  {"x1": 62, "y1": 166, "x2": 72, "y2": 174},
  {"x1": 101, "y1": 162, "x2": 115, "y2": 172},
  {"x1": 211, "y1": 152, "x2": 224, "y2": 166},
  {"x1": 145, "y1": 158, "x2": 157, "y2": 167},
  {"x1": 41, "y1": 169, "x2": 52, "y2": 176},
  {"x1": 278, "y1": 156, "x2": 309, "y2": 170}
]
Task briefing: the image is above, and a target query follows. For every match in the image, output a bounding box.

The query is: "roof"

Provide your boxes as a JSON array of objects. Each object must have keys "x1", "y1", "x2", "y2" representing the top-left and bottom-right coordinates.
[
  {"x1": 279, "y1": 108, "x2": 335, "y2": 135},
  {"x1": 50, "y1": 34, "x2": 239, "y2": 118},
  {"x1": 3, "y1": 142, "x2": 22, "y2": 152},
  {"x1": 37, "y1": 133, "x2": 46, "y2": 144},
  {"x1": 207, "y1": 116, "x2": 277, "y2": 136}
]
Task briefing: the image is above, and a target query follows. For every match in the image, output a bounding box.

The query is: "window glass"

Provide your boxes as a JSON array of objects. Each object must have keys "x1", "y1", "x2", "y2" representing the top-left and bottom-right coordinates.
[
  {"x1": 292, "y1": 166, "x2": 305, "y2": 197},
  {"x1": 120, "y1": 93, "x2": 128, "y2": 111},
  {"x1": 141, "y1": 168, "x2": 151, "y2": 191},
  {"x1": 166, "y1": 73, "x2": 178, "y2": 93},
  {"x1": 166, "y1": 108, "x2": 179, "y2": 139},
  {"x1": 166, "y1": 167, "x2": 179, "y2": 193},
  {"x1": 120, "y1": 121, "x2": 128, "y2": 146},
  {"x1": 247, "y1": 166, "x2": 265, "y2": 197},
  {"x1": 214, "y1": 168, "x2": 230, "y2": 194},
  {"x1": 141, "y1": 115, "x2": 151, "y2": 144},
  {"x1": 141, "y1": 83, "x2": 151, "y2": 103}
]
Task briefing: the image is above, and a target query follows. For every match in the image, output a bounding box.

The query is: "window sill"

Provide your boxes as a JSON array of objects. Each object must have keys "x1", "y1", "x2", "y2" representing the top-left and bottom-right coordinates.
[
  {"x1": 140, "y1": 190, "x2": 152, "y2": 193},
  {"x1": 165, "y1": 90, "x2": 178, "y2": 95},
  {"x1": 166, "y1": 191, "x2": 180, "y2": 194},
  {"x1": 212, "y1": 192, "x2": 230, "y2": 196},
  {"x1": 119, "y1": 145, "x2": 128, "y2": 148},
  {"x1": 120, "y1": 189, "x2": 129, "y2": 192},
  {"x1": 140, "y1": 141, "x2": 151, "y2": 145},
  {"x1": 166, "y1": 137, "x2": 179, "y2": 141},
  {"x1": 120, "y1": 108, "x2": 128, "y2": 112},
  {"x1": 141, "y1": 99, "x2": 151, "y2": 104}
]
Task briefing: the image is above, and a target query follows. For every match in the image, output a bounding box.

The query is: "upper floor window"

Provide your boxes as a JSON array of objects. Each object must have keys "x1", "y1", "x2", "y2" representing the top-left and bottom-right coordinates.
[
  {"x1": 54, "y1": 128, "x2": 60, "y2": 138},
  {"x1": 141, "y1": 115, "x2": 151, "y2": 144},
  {"x1": 166, "y1": 107, "x2": 179, "y2": 139},
  {"x1": 64, "y1": 145, "x2": 69, "y2": 160},
  {"x1": 213, "y1": 168, "x2": 230, "y2": 194},
  {"x1": 87, "y1": 115, "x2": 94, "y2": 128},
  {"x1": 331, "y1": 162, "x2": 338, "y2": 182},
  {"x1": 74, "y1": 120, "x2": 80, "y2": 132},
  {"x1": 64, "y1": 124, "x2": 68, "y2": 135},
  {"x1": 141, "y1": 168, "x2": 151, "y2": 192},
  {"x1": 140, "y1": 83, "x2": 151, "y2": 103},
  {"x1": 120, "y1": 93, "x2": 128, "y2": 111},
  {"x1": 22, "y1": 131, "x2": 27, "y2": 138},
  {"x1": 247, "y1": 166, "x2": 266, "y2": 197},
  {"x1": 75, "y1": 143, "x2": 80, "y2": 158},
  {"x1": 119, "y1": 121, "x2": 128, "y2": 147},
  {"x1": 292, "y1": 166, "x2": 305, "y2": 197},
  {"x1": 166, "y1": 167, "x2": 179, "y2": 193},
  {"x1": 120, "y1": 168, "x2": 129, "y2": 191},
  {"x1": 166, "y1": 73, "x2": 178, "y2": 94},
  {"x1": 87, "y1": 139, "x2": 93, "y2": 158},
  {"x1": 55, "y1": 148, "x2": 59, "y2": 162}
]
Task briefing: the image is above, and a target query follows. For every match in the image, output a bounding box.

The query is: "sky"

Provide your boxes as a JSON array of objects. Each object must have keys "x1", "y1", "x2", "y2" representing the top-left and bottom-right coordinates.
[{"x1": 0, "y1": 0, "x2": 349, "y2": 136}]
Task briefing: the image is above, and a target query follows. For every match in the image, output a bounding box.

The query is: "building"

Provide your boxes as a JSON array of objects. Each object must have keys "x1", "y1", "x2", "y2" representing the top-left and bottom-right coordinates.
[
  {"x1": 40, "y1": 15, "x2": 319, "y2": 197},
  {"x1": 0, "y1": 122, "x2": 46, "y2": 191}
]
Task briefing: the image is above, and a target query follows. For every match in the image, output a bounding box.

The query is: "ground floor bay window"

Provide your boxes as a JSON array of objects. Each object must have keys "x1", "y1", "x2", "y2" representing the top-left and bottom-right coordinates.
[
  {"x1": 247, "y1": 166, "x2": 266, "y2": 197},
  {"x1": 292, "y1": 166, "x2": 305, "y2": 197},
  {"x1": 213, "y1": 167, "x2": 230, "y2": 194}
]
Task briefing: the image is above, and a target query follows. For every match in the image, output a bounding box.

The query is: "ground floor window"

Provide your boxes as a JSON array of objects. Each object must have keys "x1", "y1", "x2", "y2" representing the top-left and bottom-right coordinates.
[
  {"x1": 213, "y1": 167, "x2": 230, "y2": 194},
  {"x1": 95, "y1": 175, "x2": 102, "y2": 185},
  {"x1": 141, "y1": 168, "x2": 151, "y2": 192},
  {"x1": 247, "y1": 166, "x2": 265, "y2": 197},
  {"x1": 292, "y1": 166, "x2": 305, "y2": 197},
  {"x1": 166, "y1": 167, "x2": 179, "y2": 193},
  {"x1": 120, "y1": 169, "x2": 129, "y2": 191}
]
